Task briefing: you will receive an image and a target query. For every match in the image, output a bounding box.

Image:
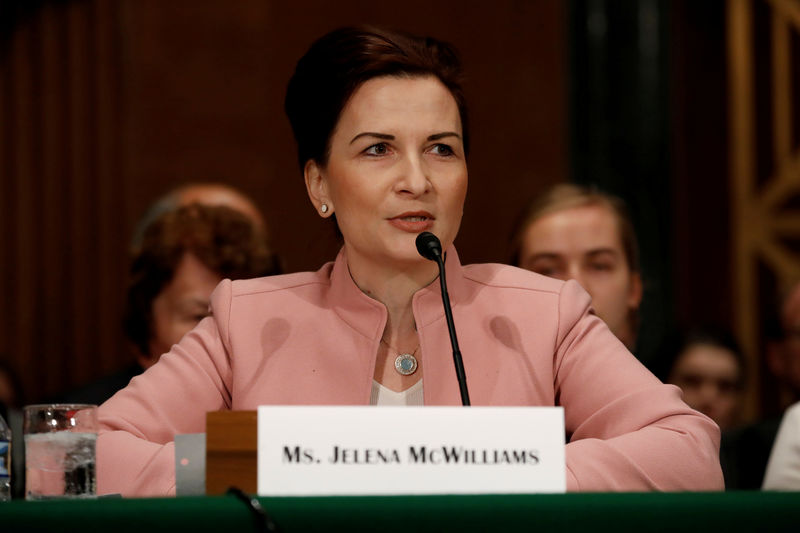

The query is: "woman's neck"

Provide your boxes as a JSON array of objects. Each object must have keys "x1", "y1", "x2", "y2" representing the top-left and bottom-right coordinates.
[{"x1": 345, "y1": 246, "x2": 439, "y2": 335}]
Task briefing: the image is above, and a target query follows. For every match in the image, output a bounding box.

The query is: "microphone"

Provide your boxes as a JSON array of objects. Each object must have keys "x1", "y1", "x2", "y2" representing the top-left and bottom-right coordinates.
[
  {"x1": 415, "y1": 232, "x2": 471, "y2": 406},
  {"x1": 415, "y1": 231, "x2": 442, "y2": 262}
]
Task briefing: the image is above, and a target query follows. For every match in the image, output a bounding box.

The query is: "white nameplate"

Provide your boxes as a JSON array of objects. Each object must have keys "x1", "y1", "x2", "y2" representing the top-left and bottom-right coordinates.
[{"x1": 257, "y1": 406, "x2": 565, "y2": 496}]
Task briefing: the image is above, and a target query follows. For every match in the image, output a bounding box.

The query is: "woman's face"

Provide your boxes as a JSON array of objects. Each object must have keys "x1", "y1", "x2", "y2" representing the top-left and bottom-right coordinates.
[
  {"x1": 668, "y1": 343, "x2": 743, "y2": 430},
  {"x1": 144, "y1": 252, "x2": 222, "y2": 369},
  {"x1": 518, "y1": 204, "x2": 642, "y2": 348},
  {"x1": 306, "y1": 75, "x2": 467, "y2": 270}
]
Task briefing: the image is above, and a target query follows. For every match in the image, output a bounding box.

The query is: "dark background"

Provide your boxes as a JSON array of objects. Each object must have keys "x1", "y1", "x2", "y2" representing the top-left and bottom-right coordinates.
[{"x1": 1, "y1": 0, "x2": 783, "y2": 417}]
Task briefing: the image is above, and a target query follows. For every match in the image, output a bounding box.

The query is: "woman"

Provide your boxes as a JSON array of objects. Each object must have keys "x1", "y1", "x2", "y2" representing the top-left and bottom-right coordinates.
[
  {"x1": 510, "y1": 184, "x2": 643, "y2": 350},
  {"x1": 125, "y1": 202, "x2": 279, "y2": 370},
  {"x1": 660, "y1": 328, "x2": 745, "y2": 432},
  {"x1": 61, "y1": 201, "x2": 278, "y2": 406},
  {"x1": 97, "y1": 27, "x2": 722, "y2": 495},
  {"x1": 763, "y1": 400, "x2": 800, "y2": 490}
]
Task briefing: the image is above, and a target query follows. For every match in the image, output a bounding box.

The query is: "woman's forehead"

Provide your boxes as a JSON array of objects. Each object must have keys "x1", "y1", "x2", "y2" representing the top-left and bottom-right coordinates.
[
  {"x1": 336, "y1": 76, "x2": 461, "y2": 135},
  {"x1": 526, "y1": 204, "x2": 625, "y2": 251}
]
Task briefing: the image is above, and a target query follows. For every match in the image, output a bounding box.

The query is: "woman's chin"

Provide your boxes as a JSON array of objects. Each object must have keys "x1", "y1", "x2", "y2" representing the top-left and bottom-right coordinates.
[
  {"x1": 349, "y1": 245, "x2": 428, "y2": 270},
  {"x1": 344, "y1": 230, "x2": 450, "y2": 269}
]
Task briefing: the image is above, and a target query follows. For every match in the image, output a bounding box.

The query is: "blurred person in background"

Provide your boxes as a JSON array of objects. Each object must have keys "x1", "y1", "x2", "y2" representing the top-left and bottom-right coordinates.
[
  {"x1": 756, "y1": 280, "x2": 800, "y2": 490},
  {"x1": 765, "y1": 281, "x2": 800, "y2": 411},
  {"x1": 721, "y1": 280, "x2": 800, "y2": 489},
  {"x1": 658, "y1": 328, "x2": 745, "y2": 432},
  {"x1": 130, "y1": 183, "x2": 269, "y2": 249},
  {"x1": 510, "y1": 184, "x2": 643, "y2": 351},
  {"x1": 124, "y1": 203, "x2": 279, "y2": 370},
  {"x1": 61, "y1": 195, "x2": 280, "y2": 405},
  {"x1": 763, "y1": 399, "x2": 800, "y2": 490},
  {"x1": 0, "y1": 358, "x2": 25, "y2": 499}
]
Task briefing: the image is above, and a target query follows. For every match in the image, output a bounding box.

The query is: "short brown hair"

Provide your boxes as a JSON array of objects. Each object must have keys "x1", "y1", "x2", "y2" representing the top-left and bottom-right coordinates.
[
  {"x1": 123, "y1": 204, "x2": 280, "y2": 356},
  {"x1": 285, "y1": 26, "x2": 468, "y2": 170},
  {"x1": 510, "y1": 183, "x2": 640, "y2": 273}
]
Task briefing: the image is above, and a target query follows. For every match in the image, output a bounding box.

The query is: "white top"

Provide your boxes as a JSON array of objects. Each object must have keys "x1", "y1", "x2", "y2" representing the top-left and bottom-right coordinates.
[
  {"x1": 370, "y1": 379, "x2": 424, "y2": 406},
  {"x1": 763, "y1": 401, "x2": 800, "y2": 490}
]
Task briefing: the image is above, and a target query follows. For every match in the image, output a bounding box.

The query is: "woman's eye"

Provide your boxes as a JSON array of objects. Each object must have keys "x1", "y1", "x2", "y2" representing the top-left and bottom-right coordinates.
[
  {"x1": 182, "y1": 313, "x2": 208, "y2": 324},
  {"x1": 364, "y1": 143, "x2": 389, "y2": 156},
  {"x1": 430, "y1": 143, "x2": 454, "y2": 156},
  {"x1": 529, "y1": 263, "x2": 562, "y2": 278},
  {"x1": 590, "y1": 262, "x2": 613, "y2": 272}
]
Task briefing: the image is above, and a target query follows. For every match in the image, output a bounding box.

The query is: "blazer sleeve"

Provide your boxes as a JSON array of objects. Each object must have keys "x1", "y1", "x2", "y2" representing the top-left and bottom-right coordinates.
[
  {"x1": 553, "y1": 280, "x2": 724, "y2": 491},
  {"x1": 762, "y1": 402, "x2": 800, "y2": 490},
  {"x1": 96, "y1": 279, "x2": 236, "y2": 497}
]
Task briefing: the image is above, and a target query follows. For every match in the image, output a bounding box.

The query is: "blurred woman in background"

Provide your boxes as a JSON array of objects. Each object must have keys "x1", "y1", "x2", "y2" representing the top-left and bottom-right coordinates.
[
  {"x1": 510, "y1": 184, "x2": 643, "y2": 351},
  {"x1": 659, "y1": 328, "x2": 745, "y2": 432}
]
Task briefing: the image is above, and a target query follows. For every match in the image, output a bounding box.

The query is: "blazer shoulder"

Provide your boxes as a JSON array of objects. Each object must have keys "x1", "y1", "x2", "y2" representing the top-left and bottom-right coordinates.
[
  {"x1": 461, "y1": 262, "x2": 565, "y2": 295},
  {"x1": 228, "y1": 263, "x2": 334, "y2": 299}
]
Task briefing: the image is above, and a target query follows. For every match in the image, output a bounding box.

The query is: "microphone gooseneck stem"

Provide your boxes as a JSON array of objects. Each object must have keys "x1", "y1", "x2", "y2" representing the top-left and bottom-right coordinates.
[{"x1": 436, "y1": 254, "x2": 471, "y2": 406}]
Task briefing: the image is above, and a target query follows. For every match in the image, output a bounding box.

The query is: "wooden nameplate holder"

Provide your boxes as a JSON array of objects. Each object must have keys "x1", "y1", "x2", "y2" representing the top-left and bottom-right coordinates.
[{"x1": 205, "y1": 410, "x2": 257, "y2": 495}]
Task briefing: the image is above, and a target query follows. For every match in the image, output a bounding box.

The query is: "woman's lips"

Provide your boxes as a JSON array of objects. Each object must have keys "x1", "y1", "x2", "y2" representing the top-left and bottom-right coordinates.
[{"x1": 388, "y1": 212, "x2": 435, "y2": 233}]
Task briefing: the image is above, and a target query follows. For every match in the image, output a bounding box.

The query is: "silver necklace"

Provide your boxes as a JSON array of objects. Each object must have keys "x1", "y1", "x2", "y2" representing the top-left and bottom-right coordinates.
[{"x1": 380, "y1": 338, "x2": 419, "y2": 376}]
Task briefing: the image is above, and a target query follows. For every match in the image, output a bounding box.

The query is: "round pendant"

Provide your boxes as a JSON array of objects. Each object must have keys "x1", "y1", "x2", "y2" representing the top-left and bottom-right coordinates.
[{"x1": 394, "y1": 353, "x2": 418, "y2": 376}]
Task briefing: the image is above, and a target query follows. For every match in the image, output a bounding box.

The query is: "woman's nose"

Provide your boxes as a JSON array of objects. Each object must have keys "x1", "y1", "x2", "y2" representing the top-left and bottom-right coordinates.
[
  {"x1": 568, "y1": 265, "x2": 586, "y2": 289},
  {"x1": 396, "y1": 155, "x2": 431, "y2": 195},
  {"x1": 699, "y1": 382, "x2": 720, "y2": 402}
]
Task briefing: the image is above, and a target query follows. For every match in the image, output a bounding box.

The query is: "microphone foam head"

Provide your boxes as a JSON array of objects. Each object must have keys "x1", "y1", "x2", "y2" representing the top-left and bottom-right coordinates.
[{"x1": 415, "y1": 232, "x2": 442, "y2": 261}]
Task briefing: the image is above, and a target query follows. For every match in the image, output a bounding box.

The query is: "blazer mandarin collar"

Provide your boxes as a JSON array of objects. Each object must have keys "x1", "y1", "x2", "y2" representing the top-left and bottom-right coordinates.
[{"x1": 326, "y1": 245, "x2": 465, "y2": 341}]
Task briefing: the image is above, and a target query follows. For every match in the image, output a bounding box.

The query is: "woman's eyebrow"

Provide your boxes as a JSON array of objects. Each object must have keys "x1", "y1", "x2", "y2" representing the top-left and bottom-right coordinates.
[
  {"x1": 428, "y1": 131, "x2": 461, "y2": 141},
  {"x1": 586, "y1": 248, "x2": 619, "y2": 258},
  {"x1": 349, "y1": 131, "x2": 462, "y2": 144},
  {"x1": 350, "y1": 132, "x2": 394, "y2": 144},
  {"x1": 528, "y1": 252, "x2": 562, "y2": 262}
]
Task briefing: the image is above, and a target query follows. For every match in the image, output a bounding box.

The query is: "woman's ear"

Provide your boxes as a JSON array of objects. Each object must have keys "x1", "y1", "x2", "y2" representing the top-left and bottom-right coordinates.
[
  {"x1": 627, "y1": 272, "x2": 643, "y2": 311},
  {"x1": 304, "y1": 160, "x2": 333, "y2": 217}
]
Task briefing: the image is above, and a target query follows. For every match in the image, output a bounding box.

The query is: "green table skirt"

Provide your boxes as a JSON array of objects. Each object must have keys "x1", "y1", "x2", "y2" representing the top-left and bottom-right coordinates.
[{"x1": 1, "y1": 492, "x2": 798, "y2": 532}]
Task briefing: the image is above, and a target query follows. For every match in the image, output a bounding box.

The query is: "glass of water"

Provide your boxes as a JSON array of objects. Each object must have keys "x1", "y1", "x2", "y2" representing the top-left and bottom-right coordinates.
[{"x1": 23, "y1": 404, "x2": 98, "y2": 500}]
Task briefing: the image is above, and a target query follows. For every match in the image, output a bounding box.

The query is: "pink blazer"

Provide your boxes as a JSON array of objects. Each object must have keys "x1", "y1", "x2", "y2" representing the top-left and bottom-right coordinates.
[{"x1": 97, "y1": 247, "x2": 723, "y2": 496}]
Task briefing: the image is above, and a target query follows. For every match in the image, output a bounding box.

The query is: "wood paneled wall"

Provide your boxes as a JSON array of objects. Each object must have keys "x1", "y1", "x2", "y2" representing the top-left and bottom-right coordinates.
[
  {"x1": 1, "y1": 0, "x2": 127, "y2": 403},
  {"x1": 727, "y1": 0, "x2": 800, "y2": 418},
  {"x1": 668, "y1": 0, "x2": 800, "y2": 420},
  {"x1": 0, "y1": 0, "x2": 567, "y2": 402}
]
